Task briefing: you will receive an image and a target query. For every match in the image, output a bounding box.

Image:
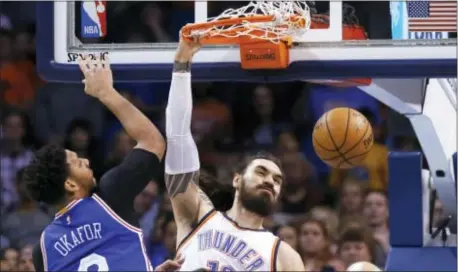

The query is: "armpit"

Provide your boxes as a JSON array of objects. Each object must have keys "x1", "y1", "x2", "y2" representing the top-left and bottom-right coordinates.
[{"x1": 198, "y1": 188, "x2": 214, "y2": 208}]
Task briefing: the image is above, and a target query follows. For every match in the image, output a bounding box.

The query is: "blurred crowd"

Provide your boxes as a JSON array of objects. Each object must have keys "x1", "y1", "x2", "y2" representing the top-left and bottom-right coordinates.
[{"x1": 0, "y1": 1, "x2": 439, "y2": 272}]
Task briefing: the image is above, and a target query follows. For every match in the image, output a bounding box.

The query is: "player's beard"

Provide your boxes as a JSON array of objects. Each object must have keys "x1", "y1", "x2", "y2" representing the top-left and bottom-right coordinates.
[{"x1": 239, "y1": 178, "x2": 275, "y2": 217}]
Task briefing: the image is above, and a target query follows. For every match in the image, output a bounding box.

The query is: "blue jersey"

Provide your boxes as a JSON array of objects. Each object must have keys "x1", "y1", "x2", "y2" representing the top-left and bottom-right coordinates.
[{"x1": 40, "y1": 194, "x2": 153, "y2": 271}]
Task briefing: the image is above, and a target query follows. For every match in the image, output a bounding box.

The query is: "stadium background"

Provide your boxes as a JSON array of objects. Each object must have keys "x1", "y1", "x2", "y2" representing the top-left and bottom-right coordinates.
[{"x1": 0, "y1": 1, "x2": 451, "y2": 271}]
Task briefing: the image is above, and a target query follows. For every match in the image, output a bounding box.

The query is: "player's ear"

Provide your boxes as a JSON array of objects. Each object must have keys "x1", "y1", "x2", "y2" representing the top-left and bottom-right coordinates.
[
  {"x1": 233, "y1": 174, "x2": 241, "y2": 189},
  {"x1": 64, "y1": 179, "x2": 80, "y2": 193}
]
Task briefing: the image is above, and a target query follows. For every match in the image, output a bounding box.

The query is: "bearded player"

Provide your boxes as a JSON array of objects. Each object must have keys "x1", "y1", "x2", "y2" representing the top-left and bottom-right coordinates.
[
  {"x1": 164, "y1": 37, "x2": 306, "y2": 271},
  {"x1": 24, "y1": 56, "x2": 183, "y2": 272}
]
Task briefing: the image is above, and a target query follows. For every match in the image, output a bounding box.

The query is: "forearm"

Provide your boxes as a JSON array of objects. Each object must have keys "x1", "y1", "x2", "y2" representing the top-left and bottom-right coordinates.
[
  {"x1": 99, "y1": 88, "x2": 164, "y2": 151},
  {"x1": 164, "y1": 62, "x2": 201, "y2": 207},
  {"x1": 165, "y1": 62, "x2": 199, "y2": 175}
]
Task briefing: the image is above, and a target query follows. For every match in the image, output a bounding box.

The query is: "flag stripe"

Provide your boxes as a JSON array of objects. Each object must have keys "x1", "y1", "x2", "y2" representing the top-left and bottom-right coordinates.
[{"x1": 407, "y1": 0, "x2": 456, "y2": 32}]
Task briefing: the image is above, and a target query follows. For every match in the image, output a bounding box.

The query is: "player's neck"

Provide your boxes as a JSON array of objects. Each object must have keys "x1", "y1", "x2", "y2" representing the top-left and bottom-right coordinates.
[
  {"x1": 55, "y1": 194, "x2": 84, "y2": 213},
  {"x1": 226, "y1": 202, "x2": 264, "y2": 230}
]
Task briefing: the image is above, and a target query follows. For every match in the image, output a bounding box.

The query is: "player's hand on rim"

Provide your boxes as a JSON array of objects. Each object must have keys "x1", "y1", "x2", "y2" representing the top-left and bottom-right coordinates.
[
  {"x1": 175, "y1": 32, "x2": 202, "y2": 63},
  {"x1": 78, "y1": 53, "x2": 114, "y2": 99}
]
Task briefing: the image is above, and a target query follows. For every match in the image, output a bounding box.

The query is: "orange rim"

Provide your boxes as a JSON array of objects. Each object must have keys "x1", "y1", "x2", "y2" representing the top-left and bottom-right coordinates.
[{"x1": 181, "y1": 14, "x2": 306, "y2": 44}]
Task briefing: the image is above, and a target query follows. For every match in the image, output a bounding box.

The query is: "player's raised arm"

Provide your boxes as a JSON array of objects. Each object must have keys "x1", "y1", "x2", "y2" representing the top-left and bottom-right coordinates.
[
  {"x1": 79, "y1": 56, "x2": 165, "y2": 158},
  {"x1": 78, "y1": 56, "x2": 165, "y2": 213},
  {"x1": 165, "y1": 37, "x2": 214, "y2": 230},
  {"x1": 276, "y1": 241, "x2": 306, "y2": 271}
]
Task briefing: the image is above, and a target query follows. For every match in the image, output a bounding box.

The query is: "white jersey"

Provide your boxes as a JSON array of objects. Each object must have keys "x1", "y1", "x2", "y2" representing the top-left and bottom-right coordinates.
[{"x1": 178, "y1": 210, "x2": 281, "y2": 272}]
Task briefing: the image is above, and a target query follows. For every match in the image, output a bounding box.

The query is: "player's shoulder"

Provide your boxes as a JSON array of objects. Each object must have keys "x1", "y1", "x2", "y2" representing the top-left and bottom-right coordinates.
[{"x1": 276, "y1": 240, "x2": 304, "y2": 271}]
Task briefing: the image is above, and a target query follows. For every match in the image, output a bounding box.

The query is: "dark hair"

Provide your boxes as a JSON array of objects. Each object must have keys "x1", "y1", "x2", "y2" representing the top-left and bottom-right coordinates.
[
  {"x1": 198, "y1": 169, "x2": 234, "y2": 212},
  {"x1": 234, "y1": 151, "x2": 283, "y2": 175},
  {"x1": 338, "y1": 226, "x2": 375, "y2": 262},
  {"x1": 295, "y1": 216, "x2": 332, "y2": 263},
  {"x1": 64, "y1": 118, "x2": 95, "y2": 150},
  {"x1": 3, "y1": 109, "x2": 36, "y2": 148},
  {"x1": 23, "y1": 144, "x2": 69, "y2": 205}
]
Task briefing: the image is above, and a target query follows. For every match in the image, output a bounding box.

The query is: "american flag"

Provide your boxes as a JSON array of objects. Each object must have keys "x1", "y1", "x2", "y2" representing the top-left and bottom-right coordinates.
[{"x1": 407, "y1": 1, "x2": 457, "y2": 32}]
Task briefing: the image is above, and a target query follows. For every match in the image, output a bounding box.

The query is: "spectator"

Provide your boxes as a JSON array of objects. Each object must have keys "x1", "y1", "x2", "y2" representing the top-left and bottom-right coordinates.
[
  {"x1": 274, "y1": 224, "x2": 298, "y2": 250},
  {"x1": 338, "y1": 215, "x2": 367, "y2": 235},
  {"x1": 337, "y1": 227, "x2": 375, "y2": 269},
  {"x1": 0, "y1": 110, "x2": 34, "y2": 212},
  {"x1": 310, "y1": 206, "x2": 340, "y2": 248},
  {"x1": 362, "y1": 190, "x2": 389, "y2": 268},
  {"x1": 141, "y1": 3, "x2": 172, "y2": 42},
  {"x1": 1, "y1": 247, "x2": 18, "y2": 270},
  {"x1": 63, "y1": 118, "x2": 104, "y2": 178},
  {"x1": 104, "y1": 129, "x2": 136, "y2": 170},
  {"x1": 338, "y1": 178, "x2": 365, "y2": 218},
  {"x1": 296, "y1": 217, "x2": 333, "y2": 271},
  {"x1": 238, "y1": 84, "x2": 290, "y2": 149},
  {"x1": 275, "y1": 131, "x2": 301, "y2": 156},
  {"x1": 18, "y1": 244, "x2": 34, "y2": 272},
  {"x1": 1, "y1": 26, "x2": 40, "y2": 111},
  {"x1": 191, "y1": 83, "x2": 232, "y2": 167},
  {"x1": 280, "y1": 152, "x2": 324, "y2": 215},
  {"x1": 0, "y1": 259, "x2": 13, "y2": 272},
  {"x1": 33, "y1": 82, "x2": 105, "y2": 144},
  {"x1": 1, "y1": 168, "x2": 51, "y2": 248},
  {"x1": 135, "y1": 180, "x2": 161, "y2": 235},
  {"x1": 147, "y1": 212, "x2": 176, "y2": 268},
  {"x1": 432, "y1": 198, "x2": 446, "y2": 228}
]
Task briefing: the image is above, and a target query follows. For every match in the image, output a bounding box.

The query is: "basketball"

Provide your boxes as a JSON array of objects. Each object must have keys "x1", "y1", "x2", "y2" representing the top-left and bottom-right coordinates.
[{"x1": 312, "y1": 107, "x2": 373, "y2": 169}]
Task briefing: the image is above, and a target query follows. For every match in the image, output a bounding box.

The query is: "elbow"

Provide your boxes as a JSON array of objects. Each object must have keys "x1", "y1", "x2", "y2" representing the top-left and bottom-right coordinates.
[{"x1": 139, "y1": 131, "x2": 166, "y2": 160}]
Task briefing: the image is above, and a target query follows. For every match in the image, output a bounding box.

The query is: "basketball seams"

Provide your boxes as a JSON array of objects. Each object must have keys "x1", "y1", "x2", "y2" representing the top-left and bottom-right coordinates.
[
  {"x1": 340, "y1": 120, "x2": 370, "y2": 156},
  {"x1": 338, "y1": 108, "x2": 351, "y2": 149},
  {"x1": 313, "y1": 136, "x2": 339, "y2": 152},
  {"x1": 313, "y1": 107, "x2": 374, "y2": 170},
  {"x1": 345, "y1": 149, "x2": 372, "y2": 160},
  {"x1": 324, "y1": 112, "x2": 354, "y2": 166}
]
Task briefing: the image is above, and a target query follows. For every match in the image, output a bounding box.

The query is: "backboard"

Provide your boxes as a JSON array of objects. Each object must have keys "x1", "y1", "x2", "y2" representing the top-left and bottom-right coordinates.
[{"x1": 36, "y1": 1, "x2": 456, "y2": 83}]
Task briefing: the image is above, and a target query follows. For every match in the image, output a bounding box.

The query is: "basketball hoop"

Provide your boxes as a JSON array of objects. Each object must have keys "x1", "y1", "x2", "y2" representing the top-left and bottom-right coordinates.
[
  {"x1": 180, "y1": 1, "x2": 372, "y2": 87},
  {"x1": 181, "y1": 1, "x2": 311, "y2": 69}
]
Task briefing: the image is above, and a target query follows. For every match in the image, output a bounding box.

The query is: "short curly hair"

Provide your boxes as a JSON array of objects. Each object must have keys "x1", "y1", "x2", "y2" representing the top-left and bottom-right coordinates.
[
  {"x1": 234, "y1": 152, "x2": 283, "y2": 175},
  {"x1": 23, "y1": 144, "x2": 69, "y2": 205}
]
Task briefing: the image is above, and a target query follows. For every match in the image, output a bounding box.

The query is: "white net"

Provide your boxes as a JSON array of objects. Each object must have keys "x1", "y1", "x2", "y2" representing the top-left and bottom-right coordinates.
[{"x1": 183, "y1": 1, "x2": 311, "y2": 43}]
